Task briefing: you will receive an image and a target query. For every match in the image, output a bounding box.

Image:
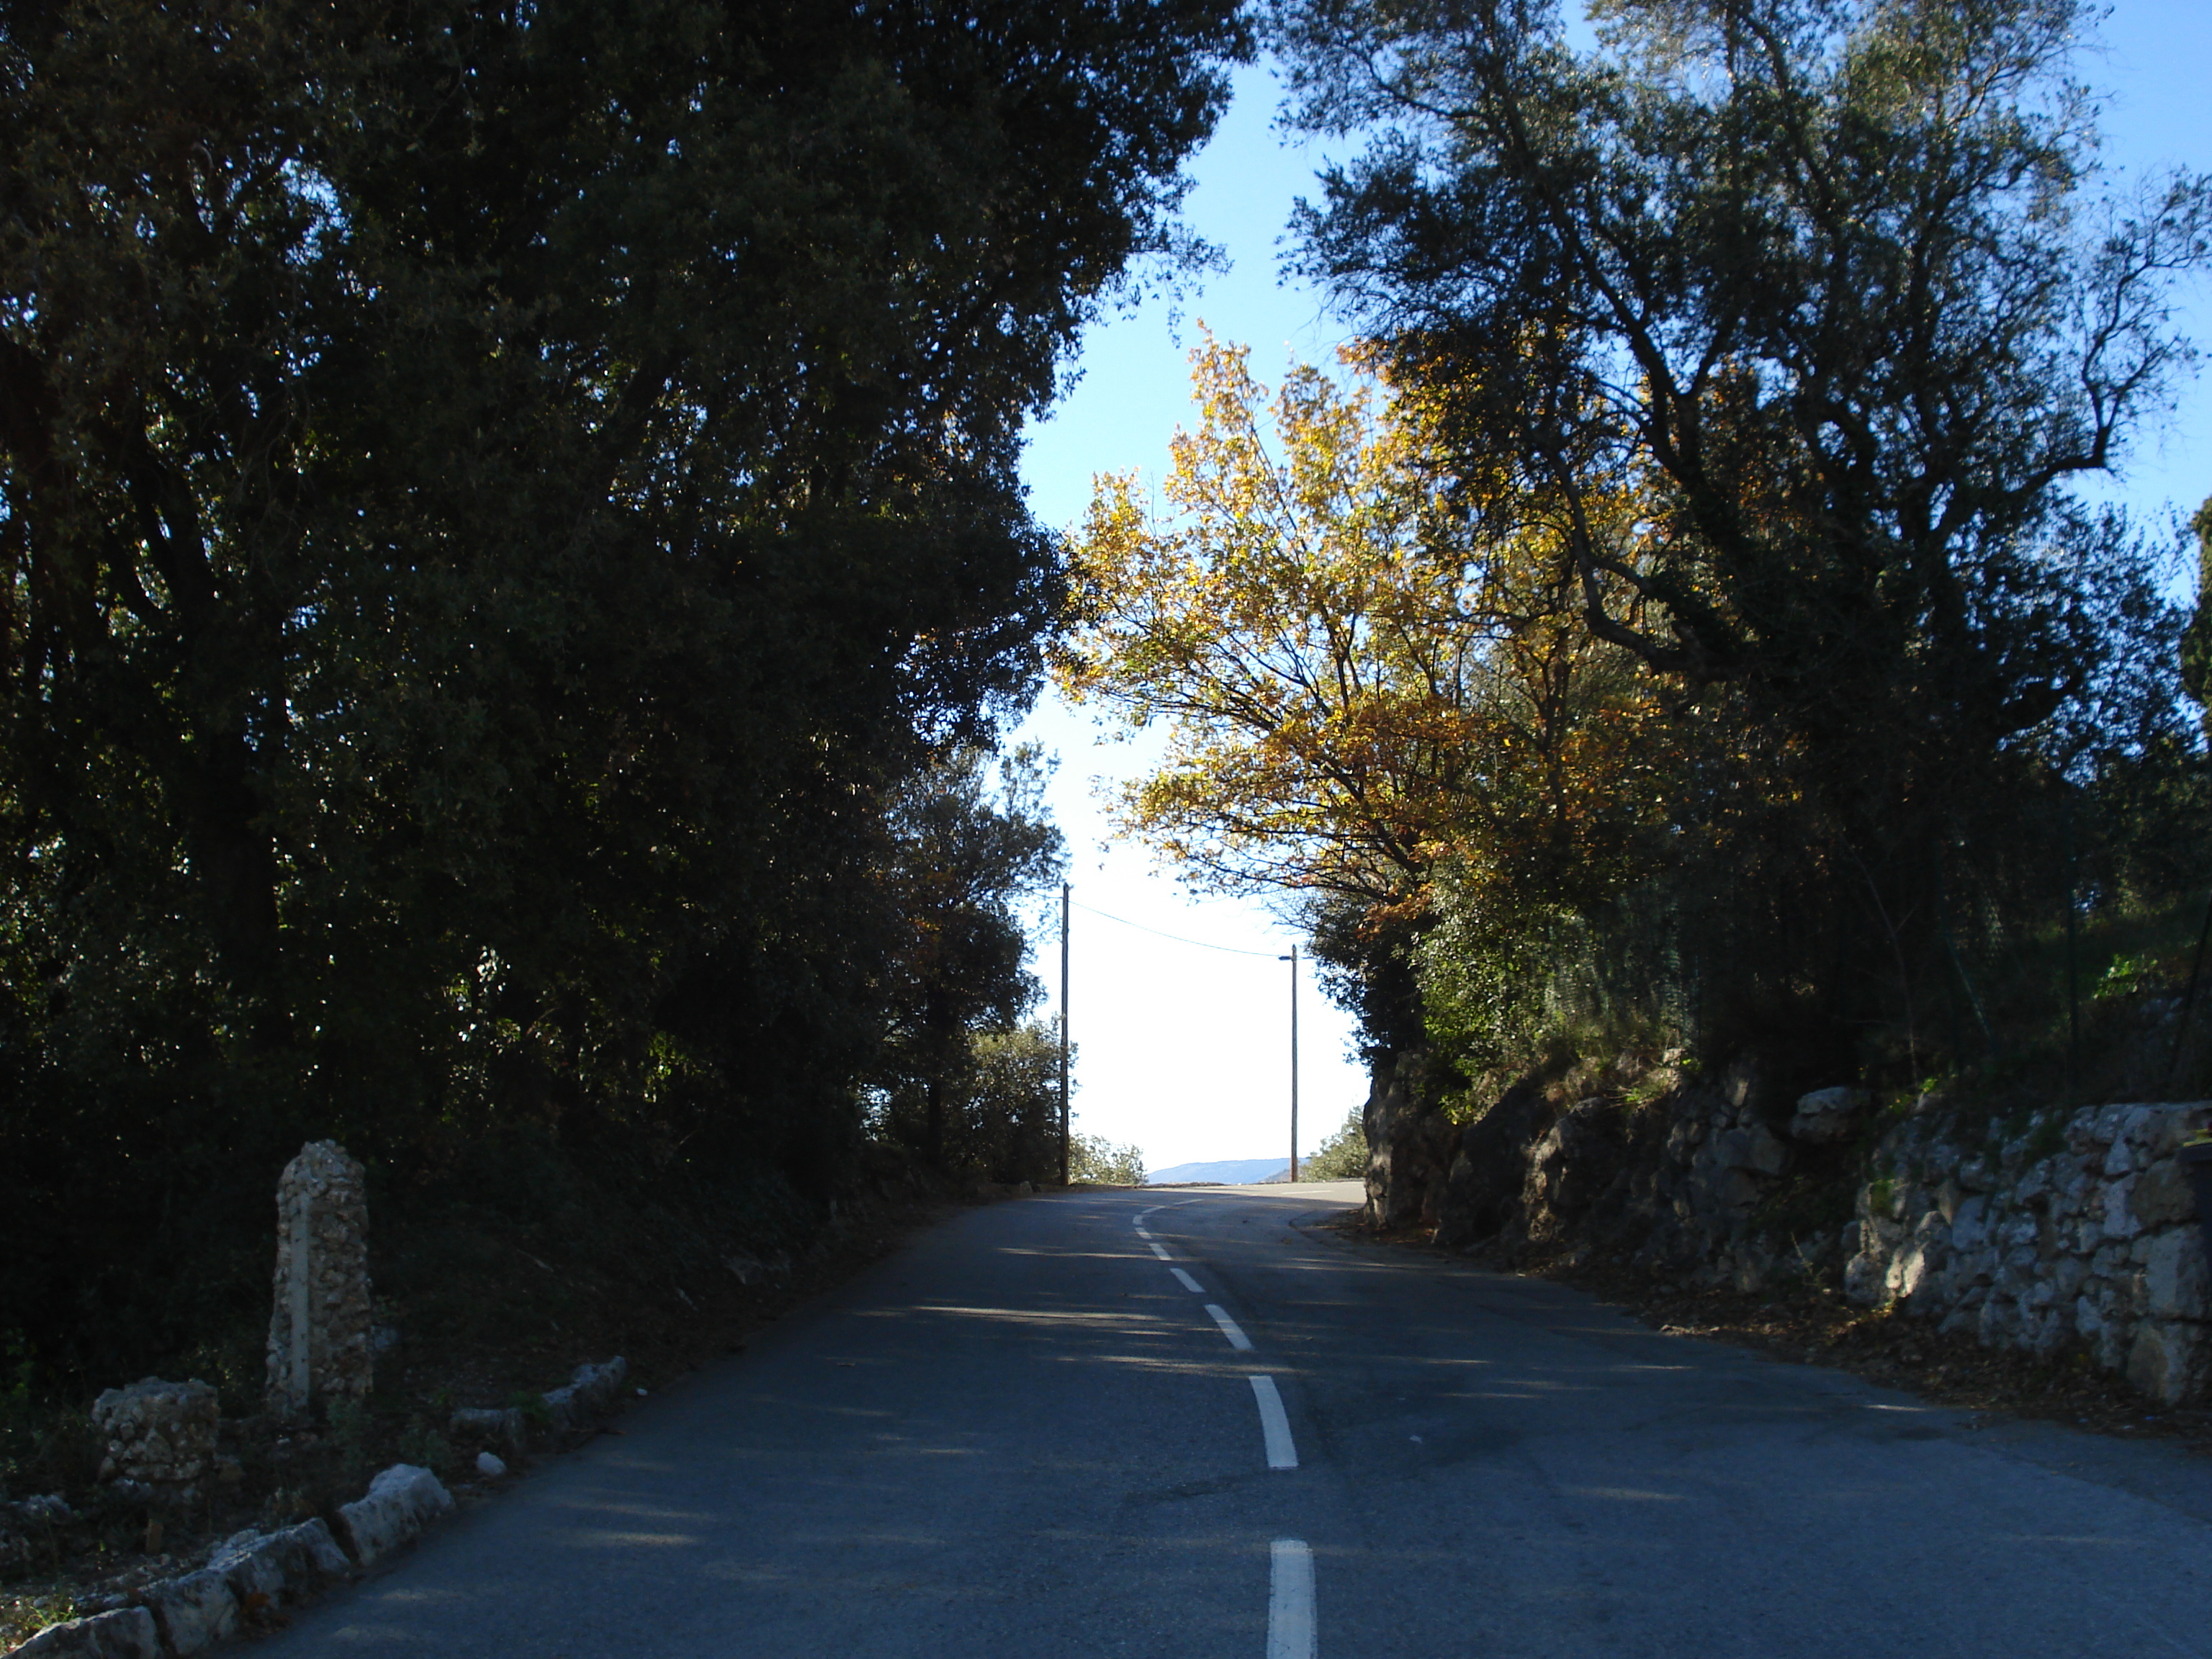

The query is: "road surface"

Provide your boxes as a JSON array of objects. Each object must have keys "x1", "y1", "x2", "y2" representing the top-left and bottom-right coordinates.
[{"x1": 256, "y1": 1181, "x2": 2212, "y2": 1655}]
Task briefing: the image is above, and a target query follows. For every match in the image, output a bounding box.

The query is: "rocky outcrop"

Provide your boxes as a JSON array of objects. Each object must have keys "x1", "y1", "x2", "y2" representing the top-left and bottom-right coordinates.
[
  {"x1": 1789, "y1": 1086, "x2": 1870, "y2": 1143},
  {"x1": 446, "y1": 1406, "x2": 529, "y2": 1456},
  {"x1": 1362, "y1": 1051, "x2": 1459, "y2": 1231},
  {"x1": 141, "y1": 1570, "x2": 236, "y2": 1657},
  {"x1": 12, "y1": 1334, "x2": 640, "y2": 1654},
  {"x1": 0, "y1": 1496, "x2": 71, "y2": 1575},
  {"x1": 446, "y1": 1355, "x2": 629, "y2": 1455},
  {"x1": 1389, "y1": 1053, "x2": 1827, "y2": 1289},
  {"x1": 1843, "y1": 1101, "x2": 2212, "y2": 1404},
  {"x1": 541, "y1": 1357, "x2": 629, "y2": 1434},
  {"x1": 1623, "y1": 1064, "x2": 1818, "y2": 1291},
  {"x1": 207, "y1": 1519, "x2": 351, "y2": 1609},
  {"x1": 1434, "y1": 1081, "x2": 1555, "y2": 1249},
  {"x1": 18, "y1": 1489, "x2": 423, "y2": 1658}
]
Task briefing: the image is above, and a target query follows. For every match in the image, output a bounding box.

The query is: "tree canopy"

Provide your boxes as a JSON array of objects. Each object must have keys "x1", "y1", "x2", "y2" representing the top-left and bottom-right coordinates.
[
  {"x1": 1057, "y1": 336, "x2": 1680, "y2": 1046},
  {"x1": 872, "y1": 746, "x2": 1065, "y2": 1170},
  {"x1": 0, "y1": 0, "x2": 1249, "y2": 1385},
  {"x1": 1269, "y1": 0, "x2": 2206, "y2": 805},
  {"x1": 1063, "y1": 0, "x2": 2208, "y2": 1095},
  {"x1": 1058, "y1": 335, "x2": 1672, "y2": 905},
  {"x1": 1269, "y1": 0, "x2": 2206, "y2": 1062}
]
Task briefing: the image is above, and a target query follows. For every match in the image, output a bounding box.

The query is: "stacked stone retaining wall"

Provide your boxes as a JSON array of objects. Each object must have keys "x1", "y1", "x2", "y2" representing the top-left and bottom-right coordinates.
[
  {"x1": 1357, "y1": 1047, "x2": 2212, "y2": 1407},
  {"x1": 1843, "y1": 1100, "x2": 2212, "y2": 1403}
]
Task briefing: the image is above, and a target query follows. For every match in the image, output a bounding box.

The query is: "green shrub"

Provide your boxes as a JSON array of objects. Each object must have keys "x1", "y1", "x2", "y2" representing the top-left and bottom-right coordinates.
[
  {"x1": 1301, "y1": 1107, "x2": 1368, "y2": 1179},
  {"x1": 1069, "y1": 1134, "x2": 1147, "y2": 1186}
]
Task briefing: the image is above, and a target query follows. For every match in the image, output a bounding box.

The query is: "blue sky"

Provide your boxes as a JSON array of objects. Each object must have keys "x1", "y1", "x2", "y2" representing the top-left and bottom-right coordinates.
[{"x1": 1015, "y1": 6, "x2": 2212, "y2": 1177}]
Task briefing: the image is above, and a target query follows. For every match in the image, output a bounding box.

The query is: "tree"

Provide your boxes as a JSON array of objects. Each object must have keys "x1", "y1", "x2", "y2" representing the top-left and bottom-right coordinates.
[
  {"x1": 1300, "y1": 1105, "x2": 1367, "y2": 1179},
  {"x1": 1274, "y1": 0, "x2": 2206, "y2": 746},
  {"x1": 1071, "y1": 1133, "x2": 1149, "y2": 1185},
  {"x1": 0, "y1": 0, "x2": 1249, "y2": 1383},
  {"x1": 1056, "y1": 333, "x2": 1673, "y2": 1044},
  {"x1": 2183, "y1": 496, "x2": 2212, "y2": 744},
  {"x1": 1271, "y1": 0, "x2": 2209, "y2": 1056},
  {"x1": 873, "y1": 747, "x2": 1066, "y2": 1170}
]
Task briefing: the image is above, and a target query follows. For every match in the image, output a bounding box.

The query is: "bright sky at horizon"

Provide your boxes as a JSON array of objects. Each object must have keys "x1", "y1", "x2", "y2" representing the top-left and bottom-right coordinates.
[{"x1": 1012, "y1": 6, "x2": 2212, "y2": 1179}]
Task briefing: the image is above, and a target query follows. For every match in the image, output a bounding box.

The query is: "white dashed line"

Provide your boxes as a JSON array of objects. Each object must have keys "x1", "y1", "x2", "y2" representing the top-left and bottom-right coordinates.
[
  {"x1": 1268, "y1": 1539, "x2": 1316, "y2": 1659},
  {"x1": 1136, "y1": 1227, "x2": 1153, "y2": 1239},
  {"x1": 1149, "y1": 1241, "x2": 1172, "y2": 1260},
  {"x1": 1249, "y1": 1375, "x2": 1298, "y2": 1469},
  {"x1": 1170, "y1": 1267, "x2": 1203, "y2": 1293},
  {"x1": 1204, "y1": 1303, "x2": 1253, "y2": 1350}
]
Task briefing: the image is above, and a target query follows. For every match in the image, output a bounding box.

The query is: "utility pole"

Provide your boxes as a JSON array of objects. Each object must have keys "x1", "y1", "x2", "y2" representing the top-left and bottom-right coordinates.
[
  {"x1": 1279, "y1": 945, "x2": 1299, "y2": 1182},
  {"x1": 1058, "y1": 880, "x2": 1071, "y2": 1187}
]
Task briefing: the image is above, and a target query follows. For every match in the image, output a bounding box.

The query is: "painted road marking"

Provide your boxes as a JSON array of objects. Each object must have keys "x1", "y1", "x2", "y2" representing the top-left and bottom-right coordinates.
[
  {"x1": 1268, "y1": 1539, "x2": 1316, "y2": 1659},
  {"x1": 1136, "y1": 1227, "x2": 1153, "y2": 1238},
  {"x1": 1171, "y1": 1267, "x2": 1203, "y2": 1292},
  {"x1": 1205, "y1": 1303, "x2": 1254, "y2": 1351},
  {"x1": 1149, "y1": 1241, "x2": 1173, "y2": 1260},
  {"x1": 1250, "y1": 1375, "x2": 1297, "y2": 1469}
]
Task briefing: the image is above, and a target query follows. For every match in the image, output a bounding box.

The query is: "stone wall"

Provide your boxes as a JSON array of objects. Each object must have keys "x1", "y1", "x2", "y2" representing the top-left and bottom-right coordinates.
[
  {"x1": 1843, "y1": 1100, "x2": 2212, "y2": 1404},
  {"x1": 1357, "y1": 1048, "x2": 2212, "y2": 1406},
  {"x1": 89, "y1": 1379, "x2": 220, "y2": 1498}
]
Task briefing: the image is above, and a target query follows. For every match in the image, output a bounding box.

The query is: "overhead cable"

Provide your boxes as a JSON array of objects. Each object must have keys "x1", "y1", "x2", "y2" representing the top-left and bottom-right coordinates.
[{"x1": 1068, "y1": 899, "x2": 1284, "y2": 958}]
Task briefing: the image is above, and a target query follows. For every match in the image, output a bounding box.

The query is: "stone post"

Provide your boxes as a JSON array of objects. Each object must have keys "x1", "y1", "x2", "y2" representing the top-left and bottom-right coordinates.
[{"x1": 265, "y1": 1141, "x2": 372, "y2": 1417}]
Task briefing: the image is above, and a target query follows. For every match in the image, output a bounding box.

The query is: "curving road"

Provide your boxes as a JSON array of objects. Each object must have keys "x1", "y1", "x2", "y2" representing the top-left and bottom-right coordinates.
[{"x1": 258, "y1": 1182, "x2": 2212, "y2": 1656}]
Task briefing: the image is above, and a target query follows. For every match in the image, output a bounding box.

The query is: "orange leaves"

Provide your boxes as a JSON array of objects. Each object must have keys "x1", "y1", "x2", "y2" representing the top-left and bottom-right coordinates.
[{"x1": 1053, "y1": 333, "x2": 1675, "y2": 907}]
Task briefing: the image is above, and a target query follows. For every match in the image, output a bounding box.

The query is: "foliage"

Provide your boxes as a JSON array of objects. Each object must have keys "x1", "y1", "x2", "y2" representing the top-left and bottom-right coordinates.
[
  {"x1": 2094, "y1": 953, "x2": 2162, "y2": 1002},
  {"x1": 871, "y1": 748, "x2": 1066, "y2": 1169},
  {"x1": 1059, "y1": 333, "x2": 1671, "y2": 905},
  {"x1": 876, "y1": 1015, "x2": 1068, "y2": 1190},
  {"x1": 1056, "y1": 336, "x2": 1673, "y2": 1048},
  {"x1": 950, "y1": 1024, "x2": 1069, "y2": 1187},
  {"x1": 1071, "y1": 1132, "x2": 1149, "y2": 1186},
  {"x1": 1263, "y1": 0, "x2": 2211, "y2": 1076},
  {"x1": 2182, "y1": 496, "x2": 2212, "y2": 743},
  {"x1": 1274, "y1": 0, "x2": 2208, "y2": 760},
  {"x1": 0, "y1": 0, "x2": 1249, "y2": 1391},
  {"x1": 1047, "y1": 0, "x2": 2209, "y2": 1109},
  {"x1": 1300, "y1": 1105, "x2": 1367, "y2": 1179}
]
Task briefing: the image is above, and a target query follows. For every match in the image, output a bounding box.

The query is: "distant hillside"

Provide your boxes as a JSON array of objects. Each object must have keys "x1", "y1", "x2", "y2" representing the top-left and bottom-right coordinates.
[{"x1": 1144, "y1": 1157, "x2": 1291, "y2": 1186}]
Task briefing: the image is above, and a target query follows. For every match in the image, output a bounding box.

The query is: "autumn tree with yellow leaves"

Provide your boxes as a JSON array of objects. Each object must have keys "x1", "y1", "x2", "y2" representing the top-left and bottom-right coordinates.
[{"x1": 1055, "y1": 336, "x2": 1678, "y2": 1050}]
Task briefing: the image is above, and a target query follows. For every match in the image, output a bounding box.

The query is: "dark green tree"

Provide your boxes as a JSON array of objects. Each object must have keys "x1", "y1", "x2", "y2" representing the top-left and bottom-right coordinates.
[
  {"x1": 873, "y1": 745, "x2": 1065, "y2": 1170},
  {"x1": 1271, "y1": 0, "x2": 2208, "y2": 1057},
  {"x1": 0, "y1": 0, "x2": 1249, "y2": 1382},
  {"x1": 2183, "y1": 496, "x2": 2212, "y2": 741},
  {"x1": 1299, "y1": 1103, "x2": 1367, "y2": 1179},
  {"x1": 950, "y1": 1022, "x2": 1071, "y2": 1187}
]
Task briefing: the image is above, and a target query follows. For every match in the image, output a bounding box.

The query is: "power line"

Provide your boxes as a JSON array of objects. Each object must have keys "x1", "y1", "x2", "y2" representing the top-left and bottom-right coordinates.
[{"x1": 1067, "y1": 899, "x2": 1283, "y2": 958}]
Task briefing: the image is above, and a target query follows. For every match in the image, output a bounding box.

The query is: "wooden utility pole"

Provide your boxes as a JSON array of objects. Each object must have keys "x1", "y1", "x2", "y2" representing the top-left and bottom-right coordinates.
[
  {"x1": 1059, "y1": 881, "x2": 1071, "y2": 1186},
  {"x1": 1280, "y1": 945, "x2": 1299, "y2": 1182}
]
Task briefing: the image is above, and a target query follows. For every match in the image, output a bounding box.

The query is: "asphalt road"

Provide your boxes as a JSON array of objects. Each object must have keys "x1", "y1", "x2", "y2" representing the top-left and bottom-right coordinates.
[{"x1": 258, "y1": 1182, "x2": 2212, "y2": 1656}]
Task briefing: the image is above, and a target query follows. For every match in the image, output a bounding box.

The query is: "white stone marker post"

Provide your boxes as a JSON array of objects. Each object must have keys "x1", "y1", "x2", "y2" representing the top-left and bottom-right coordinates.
[{"x1": 266, "y1": 1141, "x2": 373, "y2": 1418}]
